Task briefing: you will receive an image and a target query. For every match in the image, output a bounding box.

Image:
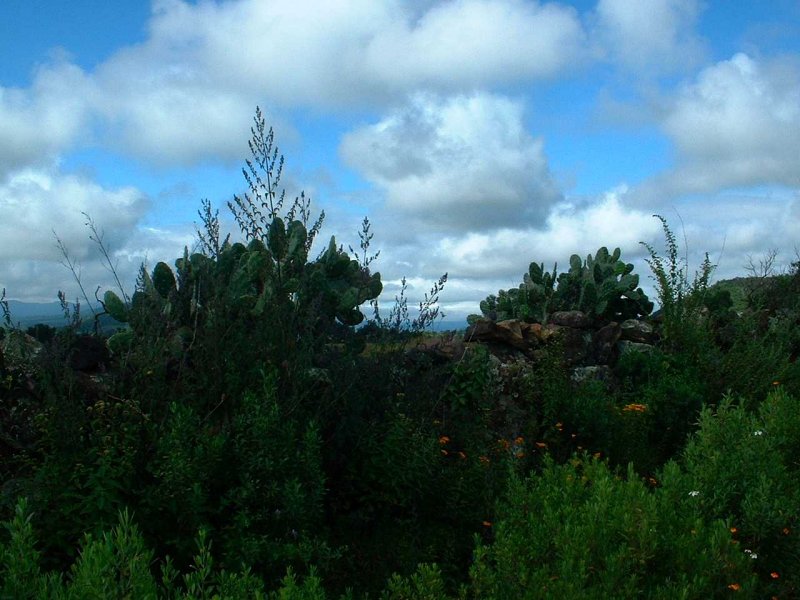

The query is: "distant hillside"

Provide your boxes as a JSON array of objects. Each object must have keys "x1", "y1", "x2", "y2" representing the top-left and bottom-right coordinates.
[
  {"x1": 5, "y1": 300, "x2": 66, "y2": 329},
  {"x1": 3, "y1": 300, "x2": 120, "y2": 333}
]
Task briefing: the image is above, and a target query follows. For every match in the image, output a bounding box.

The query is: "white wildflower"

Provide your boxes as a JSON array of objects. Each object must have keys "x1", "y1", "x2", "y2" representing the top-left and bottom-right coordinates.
[{"x1": 689, "y1": 490, "x2": 700, "y2": 497}]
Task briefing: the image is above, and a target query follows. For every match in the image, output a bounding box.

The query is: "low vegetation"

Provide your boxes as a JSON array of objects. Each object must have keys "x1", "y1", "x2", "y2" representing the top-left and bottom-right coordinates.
[{"x1": 1, "y1": 111, "x2": 799, "y2": 598}]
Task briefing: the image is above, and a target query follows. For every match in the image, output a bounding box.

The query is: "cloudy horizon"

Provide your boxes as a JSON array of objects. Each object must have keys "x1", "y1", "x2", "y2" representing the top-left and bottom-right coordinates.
[{"x1": 2, "y1": 0, "x2": 799, "y2": 324}]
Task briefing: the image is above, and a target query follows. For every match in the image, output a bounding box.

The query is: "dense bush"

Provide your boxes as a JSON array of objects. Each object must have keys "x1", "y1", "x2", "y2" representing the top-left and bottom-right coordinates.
[{"x1": 1, "y1": 112, "x2": 799, "y2": 598}]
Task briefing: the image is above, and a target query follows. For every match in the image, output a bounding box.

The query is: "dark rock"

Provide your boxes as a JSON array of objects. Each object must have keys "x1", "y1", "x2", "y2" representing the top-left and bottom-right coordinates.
[
  {"x1": 410, "y1": 334, "x2": 466, "y2": 361},
  {"x1": 68, "y1": 335, "x2": 110, "y2": 372},
  {"x1": 465, "y1": 318, "x2": 495, "y2": 343},
  {"x1": 620, "y1": 319, "x2": 657, "y2": 344},
  {"x1": 495, "y1": 319, "x2": 527, "y2": 350},
  {"x1": 1, "y1": 331, "x2": 43, "y2": 372},
  {"x1": 465, "y1": 319, "x2": 537, "y2": 351},
  {"x1": 550, "y1": 324, "x2": 590, "y2": 365},
  {"x1": 591, "y1": 322, "x2": 621, "y2": 365},
  {"x1": 549, "y1": 310, "x2": 591, "y2": 329},
  {"x1": 571, "y1": 365, "x2": 613, "y2": 386},
  {"x1": 617, "y1": 340, "x2": 655, "y2": 356}
]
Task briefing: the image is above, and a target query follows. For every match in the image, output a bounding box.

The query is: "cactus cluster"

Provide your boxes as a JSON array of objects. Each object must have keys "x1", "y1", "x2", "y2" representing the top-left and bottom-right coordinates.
[
  {"x1": 102, "y1": 217, "x2": 382, "y2": 354},
  {"x1": 472, "y1": 246, "x2": 652, "y2": 325},
  {"x1": 556, "y1": 247, "x2": 653, "y2": 321}
]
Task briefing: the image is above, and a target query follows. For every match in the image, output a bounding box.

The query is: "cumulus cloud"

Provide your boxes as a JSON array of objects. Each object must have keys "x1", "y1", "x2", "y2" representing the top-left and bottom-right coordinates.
[
  {"x1": 0, "y1": 166, "x2": 199, "y2": 302},
  {"x1": 362, "y1": 0, "x2": 587, "y2": 90},
  {"x1": 0, "y1": 168, "x2": 148, "y2": 262},
  {"x1": 0, "y1": 60, "x2": 93, "y2": 177},
  {"x1": 0, "y1": 0, "x2": 589, "y2": 169},
  {"x1": 658, "y1": 53, "x2": 800, "y2": 193},
  {"x1": 0, "y1": 166, "x2": 160, "y2": 301},
  {"x1": 428, "y1": 188, "x2": 659, "y2": 279},
  {"x1": 340, "y1": 92, "x2": 562, "y2": 233},
  {"x1": 593, "y1": 0, "x2": 706, "y2": 74}
]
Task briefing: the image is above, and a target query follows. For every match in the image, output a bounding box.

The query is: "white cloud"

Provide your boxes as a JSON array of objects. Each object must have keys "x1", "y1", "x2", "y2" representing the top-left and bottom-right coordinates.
[
  {"x1": 0, "y1": 167, "x2": 196, "y2": 303},
  {"x1": 0, "y1": 0, "x2": 589, "y2": 169},
  {"x1": 0, "y1": 168, "x2": 148, "y2": 262},
  {"x1": 660, "y1": 53, "x2": 800, "y2": 193},
  {"x1": 428, "y1": 189, "x2": 660, "y2": 279},
  {"x1": 0, "y1": 61, "x2": 94, "y2": 177},
  {"x1": 362, "y1": 0, "x2": 587, "y2": 91},
  {"x1": 340, "y1": 92, "x2": 562, "y2": 233},
  {"x1": 593, "y1": 0, "x2": 705, "y2": 74}
]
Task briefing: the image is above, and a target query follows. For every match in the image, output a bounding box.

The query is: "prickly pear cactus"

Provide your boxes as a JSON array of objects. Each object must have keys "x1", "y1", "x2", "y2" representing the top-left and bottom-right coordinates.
[
  {"x1": 301, "y1": 236, "x2": 382, "y2": 326},
  {"x1": 103, "y1": 290, "x2": 129, "y2": 323},
  {"x1": 476, "y1": 246, "x2": 652, "y2": 324}
]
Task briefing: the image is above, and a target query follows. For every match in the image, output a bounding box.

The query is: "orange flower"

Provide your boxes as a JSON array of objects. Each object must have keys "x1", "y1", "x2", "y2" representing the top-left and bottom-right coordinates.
[
  {"x1": 783, "y1": 527, "x2": 791, "y2": 535},
  {"x1": 730, "y1": 527, "x2": 738, "y2": 534},
  {"x1": 441, "y1": 449, "x2": 449, "y2": 456},
  {"x1": 514, "y1": 436, "x2": 524, "y2": 445},
  {"x1": 535, "y1": 441, "x2": 547, "y2": 449},
  {"x1": 770, "y1": 572, "x2": 780, "y2": 579},
  {"x1": 458, "y1": 451, "x2": 467, "y2": 460},
  {"x1": 648, "y1": 477, "x2": 658, "y2": 486},
  {"x1": 482, "y1": 521, "x2": 492, "y2": 527},
  {"x1": 622, "y1": 403, "x2": 647, "y2": 413},
  {"x1": 773, "y1": 381, "x2": 780, "y2": 386},
  {"x1": 727, "y1": 583, "x2": 741, "y2": 591},
  {"x1": 439, "y1": 436, "x2": 450, "y2": 445}
]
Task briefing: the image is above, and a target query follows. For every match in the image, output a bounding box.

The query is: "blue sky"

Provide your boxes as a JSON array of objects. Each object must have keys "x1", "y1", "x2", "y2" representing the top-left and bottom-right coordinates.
[{"x1": 1, "y1": 0, "x2": 799, "y2": 323}]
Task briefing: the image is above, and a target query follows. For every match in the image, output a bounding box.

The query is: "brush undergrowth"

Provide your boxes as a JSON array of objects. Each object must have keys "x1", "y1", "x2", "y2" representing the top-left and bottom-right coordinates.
[{"x1": 1, "y1": 112, "x2": 799, "y2": 598}]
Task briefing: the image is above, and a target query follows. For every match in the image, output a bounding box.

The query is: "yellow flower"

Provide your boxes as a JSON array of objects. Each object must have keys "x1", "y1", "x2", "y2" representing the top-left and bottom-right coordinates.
[{"x1": 622, "y1": 403, "x2": 647, "y2": 413}]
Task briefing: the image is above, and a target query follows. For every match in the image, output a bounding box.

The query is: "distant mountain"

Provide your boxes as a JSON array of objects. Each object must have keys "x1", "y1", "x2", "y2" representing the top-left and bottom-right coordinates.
[
  {"x1": 5, "y1": 300, "x2": 65, "y2": 327},
  {"x1": 4, "y1": 300, "x2": 104, "y2": 330}
]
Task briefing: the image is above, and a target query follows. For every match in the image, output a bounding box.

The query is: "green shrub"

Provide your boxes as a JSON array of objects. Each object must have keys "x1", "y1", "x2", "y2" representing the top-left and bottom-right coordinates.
[
  {"x1": 675, "y1": 390, "x2": 800, "y2": 596},
  {"x1": 469, "y1": 456, "x2": 757, "y2": 598}
]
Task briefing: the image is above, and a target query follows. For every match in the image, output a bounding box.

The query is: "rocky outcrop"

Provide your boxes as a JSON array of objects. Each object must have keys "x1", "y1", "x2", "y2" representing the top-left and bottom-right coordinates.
[
  {"x1": 549, "y1": 311, "x2": 592, "y2": 329},
  {"x1": 620, "y1": 319, "x2": 658, "y2": 344},
  {"x1": 462, "y1": 311, "x2": 658, "y2": 388}
]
